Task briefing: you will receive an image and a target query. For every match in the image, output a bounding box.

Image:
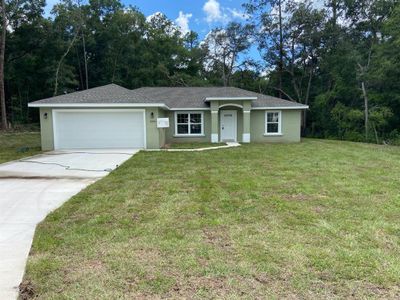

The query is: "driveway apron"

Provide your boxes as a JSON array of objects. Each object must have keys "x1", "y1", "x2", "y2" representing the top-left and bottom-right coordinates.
[{"x1": 0, "y1": 149, "x2": 138, "y2": 299}]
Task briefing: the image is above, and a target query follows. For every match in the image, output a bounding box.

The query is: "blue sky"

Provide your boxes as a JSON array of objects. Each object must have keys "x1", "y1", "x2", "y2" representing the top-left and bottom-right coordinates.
[{"x1": 131, "y1": 0, "x2": 248, "y2": 36}]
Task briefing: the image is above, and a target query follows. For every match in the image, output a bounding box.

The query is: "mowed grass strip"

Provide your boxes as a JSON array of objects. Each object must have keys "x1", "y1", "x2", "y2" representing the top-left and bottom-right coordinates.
[
  {"x1": 0, "y1": 132, "x2": 41, "y2": 164},
  {"x1": 22, "y1": 139, "x2": 400, "y2": 299}
]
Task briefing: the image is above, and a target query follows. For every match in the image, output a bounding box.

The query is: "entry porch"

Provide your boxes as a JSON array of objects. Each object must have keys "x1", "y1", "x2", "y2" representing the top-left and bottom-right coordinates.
[{"x1": 209, "y1": 98, "x2": 252, "y2": 143}]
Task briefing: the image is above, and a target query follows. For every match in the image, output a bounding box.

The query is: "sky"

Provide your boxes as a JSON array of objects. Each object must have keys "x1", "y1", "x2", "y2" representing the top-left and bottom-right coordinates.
[{"x1": 134, "y1": 0, "x2": 249, "y2": 36}]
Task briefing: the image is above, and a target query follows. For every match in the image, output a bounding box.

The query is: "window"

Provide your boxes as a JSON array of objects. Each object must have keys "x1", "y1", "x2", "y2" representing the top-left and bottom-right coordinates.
[
  {"x1": 175, "y1": 112, "x2": 204, "y2": 136},
  {"x1": 265, "y1": 111, "x2": 281, "y2": 135}
]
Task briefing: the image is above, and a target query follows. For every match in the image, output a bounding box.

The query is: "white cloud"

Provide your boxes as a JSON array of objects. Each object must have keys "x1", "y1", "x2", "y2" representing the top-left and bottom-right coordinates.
[
  {"x1": 175, "y1": 11, "x2": 192, "y2": 35},
  {"x1": 227, "y1": 8, "x2": 249, "y2": 21},
  {"x1": 308, "y1": 0, "x2": 325, "y2": 10},
  {"x1": 145, "y1": 12, "x2": 179, "y2": 38},
  {"x1": 203, "y1": 0, "x2": 250, "y2": 24},
  {"x1": 270, "y1": 0, "x2": 326, "y2": 23},
  {"x1": 146, "y1": 11, "x2": 164, "y2": 23},
  {"x1": 203, "y1": 0, "x2": 227, "y2": 23}
]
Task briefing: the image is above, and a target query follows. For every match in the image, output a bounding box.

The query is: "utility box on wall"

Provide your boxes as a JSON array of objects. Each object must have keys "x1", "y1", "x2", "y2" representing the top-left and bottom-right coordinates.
[{"x1": 157, "y1": 118, "x2": 169, "y2": 128}]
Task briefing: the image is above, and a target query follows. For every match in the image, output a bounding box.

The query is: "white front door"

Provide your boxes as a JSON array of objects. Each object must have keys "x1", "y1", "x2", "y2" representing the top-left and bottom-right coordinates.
[{"x1": 220, "y1": 110, "x2": 237, "y2": 142}]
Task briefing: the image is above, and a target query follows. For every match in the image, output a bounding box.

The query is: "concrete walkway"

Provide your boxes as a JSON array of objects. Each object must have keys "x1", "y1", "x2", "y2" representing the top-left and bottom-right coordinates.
[
  {"x1": 0, "y1": 149, "x2": 138, "y2": 300},
  {"x1": 146, "y1": 142, "x2": 241, "y2": 152}
]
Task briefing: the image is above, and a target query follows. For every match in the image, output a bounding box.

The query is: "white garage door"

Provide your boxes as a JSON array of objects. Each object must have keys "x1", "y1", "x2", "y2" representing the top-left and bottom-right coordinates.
[{"x1": 53, "y1": 109, "x2": 146, "y2": 149}]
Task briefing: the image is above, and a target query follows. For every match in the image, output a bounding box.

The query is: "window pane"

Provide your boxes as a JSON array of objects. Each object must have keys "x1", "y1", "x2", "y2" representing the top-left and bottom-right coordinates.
[
  {"x1": 177, "y1": 114, "x2": 188, "y2": 124},
  {"x1": 190, "y1": 113, "x2": 202, "y2": 123},
  {"x1": 267, "y1": 112, "x2": 279, "y2": 123},
  {"x1": 177, "y1": 124, "x2": 189, "y2": 134},
  {"x1": 267, "y1": 123, "x2": 279, "y2": 133},
  {"x1": 190, "y1": 124, "x2": 201, "y2": 134}
]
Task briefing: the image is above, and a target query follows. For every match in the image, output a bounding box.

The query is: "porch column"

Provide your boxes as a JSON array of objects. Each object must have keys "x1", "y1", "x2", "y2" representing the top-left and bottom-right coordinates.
[
  {"x1": 242, "y1": 101, "x2": 251, "y2": 143},
  {"x1": 210, "y1": 101, "x2": 219, "y2": 143}
]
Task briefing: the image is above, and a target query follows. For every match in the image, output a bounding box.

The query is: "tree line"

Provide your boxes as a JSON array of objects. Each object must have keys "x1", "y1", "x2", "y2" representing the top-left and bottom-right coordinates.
[{"x1": 0, "y1": 0, "x2": 399, "y2": 144}]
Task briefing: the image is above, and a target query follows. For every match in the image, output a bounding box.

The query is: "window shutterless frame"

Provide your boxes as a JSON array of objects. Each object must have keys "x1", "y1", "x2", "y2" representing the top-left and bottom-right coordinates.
[
  {"x1": 174, "y1": 111, "x2": 204, "y2": 136},
  {"x1": 264, "y1": 110, "x2": 282, "y2": 135}
]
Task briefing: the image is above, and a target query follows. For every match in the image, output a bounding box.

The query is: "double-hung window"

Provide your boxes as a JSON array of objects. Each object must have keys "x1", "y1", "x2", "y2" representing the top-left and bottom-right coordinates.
[
  {"x1": 265, "y1": 111, "x2": 282, "y2": 135},
  {"x1": 175, "y1": 112, "x2": 204, "y2": 136}
]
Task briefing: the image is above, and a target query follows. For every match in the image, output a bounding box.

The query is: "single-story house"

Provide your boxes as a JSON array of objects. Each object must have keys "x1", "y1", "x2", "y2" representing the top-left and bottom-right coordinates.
[{"x1": 28, "y1": 84, "x2": 308, "y2": 150}]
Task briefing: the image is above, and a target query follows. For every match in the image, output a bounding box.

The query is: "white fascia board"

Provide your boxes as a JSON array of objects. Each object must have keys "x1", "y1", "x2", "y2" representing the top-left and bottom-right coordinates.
[
  {"x1": 251, "y1": 106, "x2": 309, "y2": 110},
  {"x1": 28, "y1": 103, "x2": 170, "y2": 109},
  {"x1": 205, "y1": 97, "x2": 257, "y2": 101},
  {"x1": 170, "y1": 108, "x2": 210, "y2": 111}
]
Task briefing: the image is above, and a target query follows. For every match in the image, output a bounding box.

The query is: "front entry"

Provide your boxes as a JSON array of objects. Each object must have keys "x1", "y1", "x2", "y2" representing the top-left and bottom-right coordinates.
[{"x1": 220, "y1": 110, "x2": 237, "y2": 142}]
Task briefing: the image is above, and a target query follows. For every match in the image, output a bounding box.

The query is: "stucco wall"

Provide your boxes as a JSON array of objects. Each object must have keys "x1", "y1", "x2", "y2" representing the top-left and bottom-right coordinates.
[
  {"x1": 145, "y1": 107, "x2": 164, "y2": 149},
  {"x1": 164, "y1": 107, "x2": 246, "y2": 144},
  {"x1": 39, "y1": 108, "x2": 54, "y2": 151},
  {"x1": 37, "y1": 107, "x2": 302, "y2": 150},
  {"x1": 157, "y1": 108, "x2": 167, "y2": 148},
  {"x1": 250, "y1": 109, "x2": 302, "y2": 142}
]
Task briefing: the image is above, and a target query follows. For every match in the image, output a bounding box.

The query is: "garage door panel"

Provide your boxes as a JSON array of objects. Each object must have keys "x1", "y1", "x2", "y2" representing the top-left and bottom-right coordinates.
[{"x1": 54, "y1": 110, "x2": 145, "y2": 149}]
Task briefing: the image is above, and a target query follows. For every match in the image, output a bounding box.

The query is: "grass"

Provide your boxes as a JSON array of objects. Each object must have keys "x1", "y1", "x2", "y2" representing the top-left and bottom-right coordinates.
[
  {"x1": 168, "y1": 142, "x2": 226, "y2": 149},
  {"x1": 0, "y1": 132, "x2": 41, "y2": 164},
  {"x1": 22, "y1": 139, "x2": 400, "y2": 299}
]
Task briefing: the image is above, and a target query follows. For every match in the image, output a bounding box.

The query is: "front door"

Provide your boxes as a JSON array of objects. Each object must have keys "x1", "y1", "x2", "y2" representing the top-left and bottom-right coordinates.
[{"x1": 220, "y1": 110, "x2": 237, "y2": 142}]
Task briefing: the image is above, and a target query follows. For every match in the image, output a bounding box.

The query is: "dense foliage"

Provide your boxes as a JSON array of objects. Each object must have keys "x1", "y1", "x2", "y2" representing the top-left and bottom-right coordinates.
[{"x1": 1, "y1": 0, "x2": 399, "y2": 144}]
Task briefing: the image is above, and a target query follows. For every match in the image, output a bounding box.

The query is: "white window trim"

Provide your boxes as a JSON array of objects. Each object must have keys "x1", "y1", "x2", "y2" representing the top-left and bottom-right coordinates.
[
  {"x1": 264, "y1": 110, "x2": 282, "y2": 136},
  {"x1": 174, "y1": 111, "x2": 204, "y2": 137}
]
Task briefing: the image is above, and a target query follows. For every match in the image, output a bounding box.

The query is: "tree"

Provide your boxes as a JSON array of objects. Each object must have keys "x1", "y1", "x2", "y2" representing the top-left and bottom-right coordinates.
[
  {"x1": 245, "y1": 0, "x2": 288, "y2": 97},
  {"x1": 283, "y1": 1, "x2": 325, "y2": 130},
  {"x1": 1, "y1": 0, "x2": 44, "y2": 128},
  {"x1": 348, "y1": 0, "x2": 396, "y2": 140},
  {"x1": 0, "y1": 0, "x2": 6, "y2": 128},
  {"x1": 202, "y1": 22, "x2": 252, "y2": 86}
]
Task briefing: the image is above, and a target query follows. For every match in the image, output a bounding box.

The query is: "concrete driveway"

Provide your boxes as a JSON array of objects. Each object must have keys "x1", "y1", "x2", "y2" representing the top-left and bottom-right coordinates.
[{"x1": 0, "y1": 149, "x2": 139, "y2": 299}]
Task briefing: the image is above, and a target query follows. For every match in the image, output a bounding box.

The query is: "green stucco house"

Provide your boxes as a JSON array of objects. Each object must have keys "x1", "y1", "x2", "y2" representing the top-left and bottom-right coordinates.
[{"x1": 28, "y1": 84, "x2": 308, "y2": 150}]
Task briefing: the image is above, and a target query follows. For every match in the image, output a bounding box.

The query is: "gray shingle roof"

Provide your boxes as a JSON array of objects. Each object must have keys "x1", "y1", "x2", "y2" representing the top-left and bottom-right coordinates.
[
  {"x1": 29, "y1": 84, "x2": 308, "y2": 109},
  {"x1": 29, "y1": 84, "x2": 148, "y2": 104}
]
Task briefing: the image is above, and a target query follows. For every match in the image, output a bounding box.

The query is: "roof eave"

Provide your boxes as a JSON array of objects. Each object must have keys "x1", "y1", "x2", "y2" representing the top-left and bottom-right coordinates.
[
  {"x1": 28, "y1": 103, "x2": 170, "y2": 109},
  {"x1": 251, "y1": 106, "x2": 309, "y2": 110},
  {"x1": 205, "y1": 96, "x2": 258, "y2": 102}
]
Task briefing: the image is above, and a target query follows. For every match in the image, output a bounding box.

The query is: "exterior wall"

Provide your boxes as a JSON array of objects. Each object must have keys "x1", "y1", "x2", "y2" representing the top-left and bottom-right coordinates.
[
  {"x1": 157, "y1": 108, "x2": 167, "y2": 148},
  {"x1": 145, "y1": 107, "x2": 164, "y2": 149},
  {"x1": 37, "y1": 106, "x2": 302, "y2": 151},
  {"x1": 38, "y1": 107, "x2": 162, "y2": 150},
  {"x1": 165, "y1": 111, "x2": 211, "y2": 144},
  {"x1": 250, "y1": 109, "x2": 302, "y2": 143},
  {"x1": 39, "y1": 108, "x2": 54, "y2": 151}
]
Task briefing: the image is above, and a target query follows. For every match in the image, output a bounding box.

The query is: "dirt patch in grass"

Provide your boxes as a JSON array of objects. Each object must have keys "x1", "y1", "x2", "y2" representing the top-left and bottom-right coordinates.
[
  {"x1": 202, "y1": 226, "x2": 232, "y2": 249},
  {"x1": 168, "y1": 276, "x2": 230, "y2": 298},
  {"x1": 19, "y1": 280, "x2": 36, "y2": 300}
]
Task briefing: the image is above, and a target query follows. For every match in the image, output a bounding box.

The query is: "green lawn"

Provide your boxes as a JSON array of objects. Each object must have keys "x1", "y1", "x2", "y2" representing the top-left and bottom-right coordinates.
[
  {"x1": 0, "y1": 132, "x2": 41, "y2": 164},
  {"x1": 22, "y1": 139, "x2": 400, "y2": 299}
]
